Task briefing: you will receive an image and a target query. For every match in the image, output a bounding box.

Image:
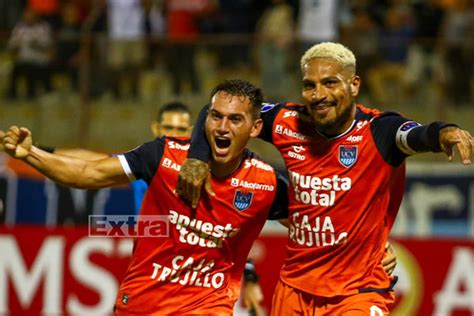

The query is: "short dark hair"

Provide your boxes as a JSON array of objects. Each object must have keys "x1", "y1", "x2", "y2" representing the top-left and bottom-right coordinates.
[
  {"x1": 210, "y1": 79, "x2": 263, "y2": 119},
  {"x1": 157, "y1": 101, "x2": 191, "y2": 121}
]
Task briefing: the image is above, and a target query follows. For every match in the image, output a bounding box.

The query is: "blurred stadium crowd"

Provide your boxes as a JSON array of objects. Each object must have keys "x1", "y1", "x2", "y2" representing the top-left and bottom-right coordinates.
[{"x1": 0, "y1": 0, "x2": 472, "y2": 158}]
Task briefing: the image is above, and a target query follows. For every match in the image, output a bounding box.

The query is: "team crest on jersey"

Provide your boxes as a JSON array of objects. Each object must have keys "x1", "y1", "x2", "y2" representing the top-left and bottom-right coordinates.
[
  {"x1": 339, "y1": 145, "x2": 358, "y2": 168},
  {"x1": 233, "y1": 190, "x2": 253, "y2": 211}
]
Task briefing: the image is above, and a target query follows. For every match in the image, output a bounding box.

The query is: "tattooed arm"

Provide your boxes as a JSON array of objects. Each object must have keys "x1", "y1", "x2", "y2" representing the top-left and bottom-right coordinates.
[{"x1": 176, "y1": 158, "x2": 213, "y2": 208}]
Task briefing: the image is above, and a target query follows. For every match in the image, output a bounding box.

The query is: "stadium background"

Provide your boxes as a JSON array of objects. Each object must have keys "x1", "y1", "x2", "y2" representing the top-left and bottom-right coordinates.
[{"x1": 0, "y1": 0, "x2": 473, "y2": 315}]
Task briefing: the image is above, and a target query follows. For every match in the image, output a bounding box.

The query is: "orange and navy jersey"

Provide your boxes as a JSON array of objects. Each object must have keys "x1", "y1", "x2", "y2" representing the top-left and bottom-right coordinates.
[
  {"x1": 115, "y1": 137, "x2": 286, "y2": 315},
  {"x1": 259, "y1": 102, "x2": 410, "y2": 297}
]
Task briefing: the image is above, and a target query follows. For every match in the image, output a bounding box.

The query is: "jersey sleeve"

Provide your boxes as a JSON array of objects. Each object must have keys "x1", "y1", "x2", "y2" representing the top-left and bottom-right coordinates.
[
  {"x1": 267, "y1": 170, "x2": 289, "y2": 220},
  {"x1": 259, "y1": 103, "x2": 284, "y2": 143},
  {"x1": 371, "y1": 112, "x2": 458, "y2": 166},
  {"x1": 117, "y1": 137, "x2": 165, "y2": 184}
]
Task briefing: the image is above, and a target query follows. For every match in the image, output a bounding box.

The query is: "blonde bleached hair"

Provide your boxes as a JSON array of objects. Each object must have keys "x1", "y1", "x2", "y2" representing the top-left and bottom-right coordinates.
[{"x1": 300, "y1": 42, "x2": 356, "y2": 72}]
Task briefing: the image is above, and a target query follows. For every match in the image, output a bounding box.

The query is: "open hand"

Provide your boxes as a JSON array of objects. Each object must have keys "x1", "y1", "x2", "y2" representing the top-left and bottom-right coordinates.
[{"x1": 439, "y1": 127, "x2": 473, "y2": 164}]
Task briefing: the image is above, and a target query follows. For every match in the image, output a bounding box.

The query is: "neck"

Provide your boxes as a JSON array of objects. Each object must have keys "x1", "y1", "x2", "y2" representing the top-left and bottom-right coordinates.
[{"x1": 210, "y1": 154, "x2": 244, "y2": 178}]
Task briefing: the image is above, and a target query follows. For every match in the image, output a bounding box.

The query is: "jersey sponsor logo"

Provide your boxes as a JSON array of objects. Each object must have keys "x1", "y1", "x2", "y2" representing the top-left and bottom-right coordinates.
[
  {"x1": 274, "y1": 125, "x2": 307, "y2": 141},
  {"x1": 168, "y1": 141, "x2": 190, "y2": 150},
  {"x1": 292, "y1": 145, "x2": 305, "y2": 153},
  {"x1": 231, "y1": 178, "x2": 275, "y2": 191},
  {"x1": 288, "y1": 145, "x2": 306, "y2": 161},
  {"x1": 346, "y1": 135, "x2": 363, "y2": 142},
  {"x1": 283, "y1": 110, "x2": 299, "y2": 118},
  {"x1": 289, "y1": 171, "x2": 352, "y2": 206},
  {"x1": 244, "y1": 158, "x2": 273, "y2": 171},
  {"x1": 261, "y1": 103, "x2": 277, "y2": 113},
  {"x1": 162, "y1": 158, "x2": 181, "y2": 171},
  {"x1": 289, "y1": 212, "x2": 348, "y2": 247},
  {"x1": 338, "y1": 145, "x2": 358, "y2": 168},
  {"x1": 356, "y1": 120, "x2": 369, "y2": 130},
  {"x1": 233, "y1": 190, "x2": 253, "y2": 211},
  {"x1": 150, "y1": 255, "x2": 225, "y2": 289},
  {"x1": 169, "y1": 210, "x2": 239, "y2": 248},
  {"x1": 400, "y1": 121, "x2": 421, "y2": 131}
]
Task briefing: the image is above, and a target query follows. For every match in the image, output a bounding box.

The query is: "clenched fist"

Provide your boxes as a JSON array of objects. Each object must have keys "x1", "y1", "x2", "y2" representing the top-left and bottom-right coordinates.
[{"x1": 3, "y1": 126, "x2": 33, "y2": 159}]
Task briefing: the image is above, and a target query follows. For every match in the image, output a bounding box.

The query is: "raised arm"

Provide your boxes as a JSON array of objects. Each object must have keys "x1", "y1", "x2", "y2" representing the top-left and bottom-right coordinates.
[
  {"x1": 1, "y1": 129, "x2": 110, "y2": 160},
  {"x1": 3, "y1": 126, "x2": 129, "y2": 189}
]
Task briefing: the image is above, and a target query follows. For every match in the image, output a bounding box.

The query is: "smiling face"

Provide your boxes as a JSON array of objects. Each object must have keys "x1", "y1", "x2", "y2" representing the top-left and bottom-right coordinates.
[
  {"x1": 205, "y1": 91, "x2": 262, "y2": 177},
  {"x1": 302, "y1": 58, "x2": 360, "y2": 135}
]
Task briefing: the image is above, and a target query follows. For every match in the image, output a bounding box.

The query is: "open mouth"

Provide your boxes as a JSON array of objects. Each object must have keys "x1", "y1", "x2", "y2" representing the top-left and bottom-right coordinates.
[{"x1": 215, "y1": 137, "x2": 231, "y2": 149}]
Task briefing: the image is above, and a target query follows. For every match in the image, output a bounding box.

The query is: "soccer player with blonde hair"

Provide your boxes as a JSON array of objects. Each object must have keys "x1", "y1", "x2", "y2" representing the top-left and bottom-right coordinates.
[{"x1": 178, "y1": 42, "x2": 474, "y2": 315}]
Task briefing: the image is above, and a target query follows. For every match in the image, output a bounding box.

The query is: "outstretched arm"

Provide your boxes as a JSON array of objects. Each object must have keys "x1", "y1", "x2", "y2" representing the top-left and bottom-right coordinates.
[
  {"x1": 1, "y1": 128, "x2": 109, "y2": 160},
  {"x1": 372, "y1": 115, "x2": 473, "y2": 166},
  {"x1": 54, "y1": 148, "x2": 109, "y2": 160},
  {"x1": 3, "y1": 126, "x2": 129, "y2": 189}
]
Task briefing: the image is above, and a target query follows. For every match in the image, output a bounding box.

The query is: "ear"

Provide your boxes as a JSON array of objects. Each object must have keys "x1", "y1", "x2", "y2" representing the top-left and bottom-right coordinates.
[
  {"x1": 350, "y1": 75, "x2": 361, "y2": 97},
  {"x1": 250, "y1": 119, "x2": 263, "y2": 138},
  {"x1": 151, "y1": 121, "x2": 160, "y2": 137}
]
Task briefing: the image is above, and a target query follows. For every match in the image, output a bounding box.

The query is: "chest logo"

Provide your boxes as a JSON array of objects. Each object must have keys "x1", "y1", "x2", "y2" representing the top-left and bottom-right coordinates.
[
  {"x1": 338, "y1": 145, "x2": 358, "y2": 168},
  {"x1": 233, "y1": 190, "x2": 253, "y2": 211}
]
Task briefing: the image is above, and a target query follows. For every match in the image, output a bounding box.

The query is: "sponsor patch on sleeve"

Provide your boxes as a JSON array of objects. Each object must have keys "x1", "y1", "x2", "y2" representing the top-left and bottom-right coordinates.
[{"x1": 261, "y1": 103, "x2": 278, "y2": 113}]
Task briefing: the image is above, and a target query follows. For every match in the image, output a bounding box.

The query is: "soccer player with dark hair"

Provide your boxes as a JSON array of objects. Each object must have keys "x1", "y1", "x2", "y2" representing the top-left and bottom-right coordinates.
[
  {"x1": 3, "y1": 79, "x2": 290, "y2": 314},
  {"x1": 177, "y1": 42, "x2": 474, "y2": 314}
]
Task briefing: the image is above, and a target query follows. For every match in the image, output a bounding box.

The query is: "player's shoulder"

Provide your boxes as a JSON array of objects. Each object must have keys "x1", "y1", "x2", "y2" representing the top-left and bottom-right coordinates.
[
  {"x1": 163, "y1": 137, "x2": 191, "y2": 151},
  {"x1": 266, "y1": 102, "x2": 311, "y2": 122},
  {"x1": 261, "y1": 102, "x2": 306, "y2": 113},
  {"x1": 356, "y1": 104, "x2": 402, "y2": 122},
  {"x1": 241, "y1": 149, "x2": 275, "y2": 173}
]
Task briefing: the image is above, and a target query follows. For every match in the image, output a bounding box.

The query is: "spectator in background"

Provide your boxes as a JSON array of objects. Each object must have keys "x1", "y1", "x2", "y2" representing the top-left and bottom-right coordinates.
[
  {"x1": 28, "y1": 0, "x2": 60, "y2": 30},
  {"x1": 7, "y1": 7, "x2": 53, "y2": 100},
  {"x1": 255, "y1": 0, "x2": 294, "y2": 102},
  {"x1": 405, "y1": 0, "x2": 446, "y2": 100},
  {"x1": 440, "y1": 0, "x2": 474, "y2": 106},
  {"x1": 297, "y1": 0, "x2": 346, "y2": 50},
  {"x1": 368, "y1": 4, "x2": 415, "y2": 106},
  {"x1": 143, "y1": 0, "x2": 166, "y2": 69},
  {"x1": 105, "y1": 0, "x2": 147, "y2": 100},
  {"x1": 51, "y1": 2, "x2": 82, "y2": 92},
  {"x1": 164, "y1": 0, "x2": 213, "y2": 96},
  {"x1": 213, "y1": 0, "x2": 265, "y2": 71},
  {"x1": 341, "y1": 3, "x2": 379, "y2": 102}
]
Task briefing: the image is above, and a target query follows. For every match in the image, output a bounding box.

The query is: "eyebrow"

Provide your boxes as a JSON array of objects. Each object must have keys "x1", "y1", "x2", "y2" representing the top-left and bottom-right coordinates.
[{"x1": 209, "y1": 109, "x2": 245, "y2": 117}]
